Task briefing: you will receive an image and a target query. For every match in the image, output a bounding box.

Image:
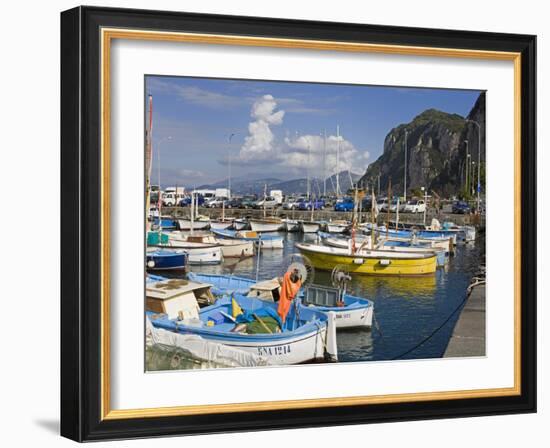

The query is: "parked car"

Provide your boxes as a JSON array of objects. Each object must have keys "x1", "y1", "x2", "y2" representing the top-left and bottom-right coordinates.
[
  {"x1": 298, "y1": 198, "x2": 325, "y2": 210},
  {"x1": 283, "y1": 197, "x2": 301, "y2": 210},
  {"x1": 162, "y1": 192, "x2": 182, "y2": 207},
  {"x1": 205, "y1": 197, "x2": 228, "y2": 208},
  {"x1": 403, "y1": 199, "x2": 426, "y2": 213},
  {"x1": 226, "y1": 197, "x2": 242, "y2": 208},
  {"x1": 254, "y1": 196, "x2": 279, "y2": 209},
  {"x1": 178, "y1": 195, "x2": 206, "y2": 207},
  {"x1": 377, "y1": 198, "x2": 389, "y2": 212},
  {"x1": 389, "y1": 198, "x2": 401, "y2": 212},
  {"x1": 334, "y1": 197, "x2": 354, "y2": 212},
  {"x1": 361, "y1": 197, "x2": 373, "y2": 210},
  {"x1": 241, "y1": 195, "x2": 258, "y2": 209},
  {"x1": 452, "y1": 201, "x2": 471, "y2": 214}
]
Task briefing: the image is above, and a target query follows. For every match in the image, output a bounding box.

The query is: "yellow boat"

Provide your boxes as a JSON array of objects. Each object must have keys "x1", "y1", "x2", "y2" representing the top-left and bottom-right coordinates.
[{"x1": 295, "y1": 243, "x2": 437, "y2": 276}]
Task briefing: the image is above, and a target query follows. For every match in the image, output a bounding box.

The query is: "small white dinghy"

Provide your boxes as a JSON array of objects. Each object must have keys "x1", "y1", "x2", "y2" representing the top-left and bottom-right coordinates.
[
  {"x1": 162, "y1": 234, "x2": 223, "y2": 265},
  {"x1": 326, "y1": 220, "x2": 349, "y2": 233},
  {"x1": 283, "y1": 219, "x2": 300, "y2": 232},
  {"x1": 300, "y1": 221, "x2": 321, "y2": 233},
  {"x1": 175, "y1": 232, "x2": 254, "y2": 259},
  {"x1": 177, "y1": 216, "x2": 211, "y2": 231},
  {"x1": 249, "y1": 218, "x2": 283, "y2": 233}
]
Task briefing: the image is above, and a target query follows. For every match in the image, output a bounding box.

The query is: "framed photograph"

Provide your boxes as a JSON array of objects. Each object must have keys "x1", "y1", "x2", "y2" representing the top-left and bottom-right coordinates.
[{"x1": 60, "y1": 6, "x2": 536, "y2": 441}]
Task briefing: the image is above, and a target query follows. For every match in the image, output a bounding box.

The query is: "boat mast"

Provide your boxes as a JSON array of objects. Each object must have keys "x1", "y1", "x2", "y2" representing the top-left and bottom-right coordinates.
[
  {"x1": 263, "y1": 183, "x2": 267, "y2": 219},
  {"x1": 351, "y1": 185, "x2": 358, "y2": 254},
  {"x1": 156, "y1": 99, "x2": 162, "y2": 236},
  {"x1": 386, "y1": 177, "x2": 391, "y2": 240},
  {"x1": 190, "y1": 191, "x2": 195, "y2": 235},
  {"x1": 323, "y1": 129, "x2": 327, "y2": 197},
  {"x1": 145, "y1": 94, "x2": 153, "y2": 232},
  {"x1": 307, "y1": 141, "x2": 311, "y2": 200},
  {"x1": 371, "y1": 186, "x2": 375, "y2": 249},
  {"x1": 336, "y1": 125, "x2": 340, "y2": 197}
]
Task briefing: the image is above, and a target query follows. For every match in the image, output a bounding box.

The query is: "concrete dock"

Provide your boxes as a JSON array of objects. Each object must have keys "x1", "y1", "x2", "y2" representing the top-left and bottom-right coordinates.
[{"x1": 444, "y1": 283, "x2": 486, "y2": 357}]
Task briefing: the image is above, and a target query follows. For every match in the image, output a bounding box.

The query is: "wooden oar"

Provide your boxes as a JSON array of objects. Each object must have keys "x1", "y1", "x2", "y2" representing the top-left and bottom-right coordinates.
[{"x1": 252, "y1": 313, "x2": 273, "y2": 334}]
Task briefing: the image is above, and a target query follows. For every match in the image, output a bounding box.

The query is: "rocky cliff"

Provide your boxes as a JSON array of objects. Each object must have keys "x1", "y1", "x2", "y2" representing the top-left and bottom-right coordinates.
[{"x1": 359, "y1": 92, "x2": 485, "y2": 198}]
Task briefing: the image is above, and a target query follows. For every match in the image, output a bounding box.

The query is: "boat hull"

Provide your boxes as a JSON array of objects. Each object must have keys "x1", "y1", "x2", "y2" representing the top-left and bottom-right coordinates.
[
  {"x1": 148, "y1": 296, "x2": 335, "y2": 365},
  {"x1": 146, "y1": 251, "x2": 187, "y2": 270},
  {"x1": 326, "y1": 224, "x2": 348, "y2": 233},
  {"x1": 160, "y1": 241, "x2": 223, "y2": 265},
  {"x1": 210, "y1": 221, "x2": 233, "y2": 230},
  {"x1": 300, "y1": 221, "x2": 320, "y2": 233},
  {"x1": 213, "y1": 229, "x2": 284, "y2": 249},
  {"x1": 233, "y1": 219, "x2": 248, "y2": 230},
  {"x1": 216, "y1": 239, "x2": 255, "y2": 258},
  {"x1": 296, "y1": 244, "x2": 437, "y2": 275},
  {"x1": 249, "y1": 220, "x2": 282, "y2": 233},
  {"x1": 177, "y1": 219, "x2": 211, "y2": 231},
  {"x1": 332, "y1": 305, "x2": 373, "y2": 329},
  {"x1": 283, "y1": 219, "x2": 300, "y2": 232}
]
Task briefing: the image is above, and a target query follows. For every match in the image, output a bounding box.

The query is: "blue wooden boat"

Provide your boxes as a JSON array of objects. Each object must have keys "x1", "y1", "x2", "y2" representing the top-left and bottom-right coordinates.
[
  {"x1": 146, "y1": 249, "x2": 187, "y2": 270},
  {"x1": 364, "y1": 224, "x2": 457, "y2": 244},
  {"x1": 212, "y1": 229, "x2": 284, "y2": 249},
  {"x1": 147, "y1": 294, "x2": 337, "y2": 364},
  {"x1": 187, "y1": 272, "x2": 374, "y2": 329},
  {"x1": 152, "y1": 216, "x2": 178, "y2": 230}
]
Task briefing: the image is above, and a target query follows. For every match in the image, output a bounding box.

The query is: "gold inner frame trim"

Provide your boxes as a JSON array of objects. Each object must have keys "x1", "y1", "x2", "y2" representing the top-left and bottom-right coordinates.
[{"x1": 100, "y1": 27, "x2": 522, "y2": 421}]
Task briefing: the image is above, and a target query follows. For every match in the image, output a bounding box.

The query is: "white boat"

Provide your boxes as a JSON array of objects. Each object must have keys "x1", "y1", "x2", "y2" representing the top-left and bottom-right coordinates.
[
  {"x1": 177, "y1": 233, "x2": 254, "y2": 258},
  {"x1": 189, "y1": 273, "x2": 374, "y2": 330},
  {"x1": 233, "y1": 219, "x2": 249, "y2": 231},
  {"x1": 162, "y1": 237, "x2": 223, "y2": 265},
  {"x1": 249, "y1": 218, "x2": 283, "y2": 233},
  {"x1": 300, "y1": 221, "x2": 320, "y2": 233},
  {"x1": 213, "y1": 229, "x2": 284, "y2": 249},
  {"x1": 326, "y1": 220, "x2": 349, "y2": 233},
  {"x1": 177, "y1": 217, "x2": 211, "y2": 231},
  {"x1": 209, "y1": 220, "x2": 234, "y2": 231},
  {"x1": 283, "y1": 219, "x2": 300, "y2": 232}
]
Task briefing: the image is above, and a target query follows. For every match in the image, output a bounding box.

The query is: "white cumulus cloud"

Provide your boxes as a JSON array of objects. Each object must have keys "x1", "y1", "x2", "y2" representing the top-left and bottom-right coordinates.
[
  {"x1": 283, "y1": 133, "x2": 370, "y2": 176},
  {"x1": 236, "y1": 94, "x2": 369, "y2": 176},
  {"x1": 239, "y1": 95, "x2": 285, "y2": 162}
]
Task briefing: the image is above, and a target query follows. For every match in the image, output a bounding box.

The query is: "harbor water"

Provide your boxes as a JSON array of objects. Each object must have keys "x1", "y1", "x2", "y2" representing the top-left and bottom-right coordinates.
[{"x1": 159, "y1": 231, "x2": 484, "y2": 364}]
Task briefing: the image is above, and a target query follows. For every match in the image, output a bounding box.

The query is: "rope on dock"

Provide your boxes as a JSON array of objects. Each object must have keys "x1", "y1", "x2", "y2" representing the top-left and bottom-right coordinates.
[{"x1": 390, "y1": 268, "x2": 485, "y2": 360}]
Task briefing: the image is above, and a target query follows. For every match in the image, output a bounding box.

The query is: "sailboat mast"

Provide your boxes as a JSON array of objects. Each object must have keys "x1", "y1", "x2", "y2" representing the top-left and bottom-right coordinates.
[
  {"x1": 307, "y1": 141, "x2": 311, "y2": 199},
  {"x1": 323, "y1": 129, "x2": 327, "y2": 197},
  {"x1": 336, "y1": 125, "x2": 340, "y2": 197},
  {"x1": 190, "y1": 191, "x2": 195, "y2": 235},
  {"x1": 263, "y1": 183, "x2": 267, "y2": 219},
  {"x1": 145, "y1": 95, "x2": 153, "y2": 232},
  {"x1": 386, "y1": 178, "x2": 391, "y2": 239},
  {"x1": 371, "y1": 187, "x2": 375, "y2": 249}
]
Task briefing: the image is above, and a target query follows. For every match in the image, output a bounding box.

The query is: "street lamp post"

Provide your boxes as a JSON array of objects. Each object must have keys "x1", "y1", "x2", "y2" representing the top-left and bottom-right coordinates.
[{"x1": 466, "y1": 119, "x2": 482, "y2": 214}]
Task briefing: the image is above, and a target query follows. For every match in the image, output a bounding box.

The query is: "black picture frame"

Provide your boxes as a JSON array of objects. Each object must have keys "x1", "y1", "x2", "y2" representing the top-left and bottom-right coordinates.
[{"x1": 61, "y1": 5, "x2": 536, "y2": 442}]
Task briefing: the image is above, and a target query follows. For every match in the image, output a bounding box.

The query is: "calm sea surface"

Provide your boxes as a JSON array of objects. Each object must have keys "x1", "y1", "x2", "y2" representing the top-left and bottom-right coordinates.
[{"x1": 158, "y1": 231, "x2": 483, "y2": 363}]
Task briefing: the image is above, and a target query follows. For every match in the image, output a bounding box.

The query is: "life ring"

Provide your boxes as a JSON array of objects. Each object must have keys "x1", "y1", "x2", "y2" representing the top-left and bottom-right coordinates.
[{"x1": 147, "y1": 260, "x2": 155, "y2": 268}]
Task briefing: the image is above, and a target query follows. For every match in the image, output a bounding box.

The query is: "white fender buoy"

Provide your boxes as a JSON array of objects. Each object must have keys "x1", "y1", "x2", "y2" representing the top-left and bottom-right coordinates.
[{"x1": 147, "y1": 260, "x2": 155, "y2": 268}]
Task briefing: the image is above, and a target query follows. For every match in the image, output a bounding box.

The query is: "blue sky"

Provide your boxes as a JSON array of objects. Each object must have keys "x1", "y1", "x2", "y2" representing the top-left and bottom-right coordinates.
[{"x1": 146, "y1": 76, "x2": 481, "y2": 187}]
